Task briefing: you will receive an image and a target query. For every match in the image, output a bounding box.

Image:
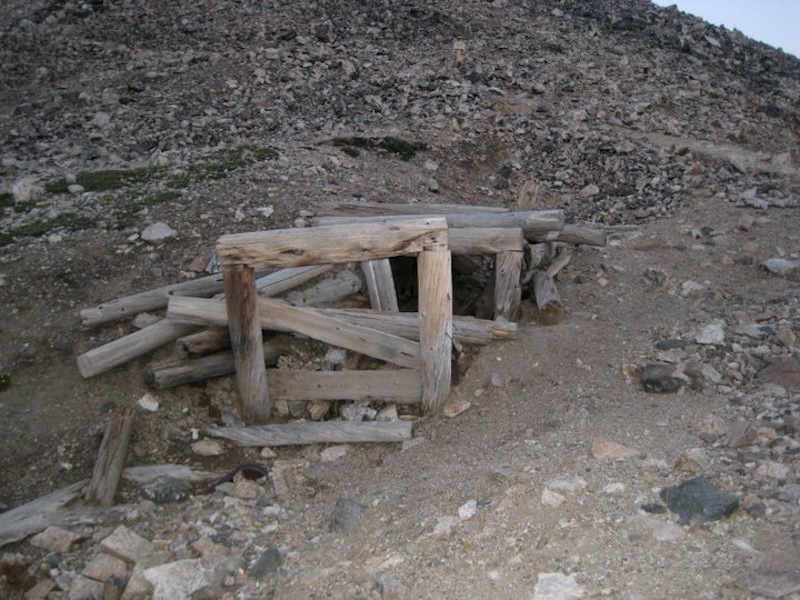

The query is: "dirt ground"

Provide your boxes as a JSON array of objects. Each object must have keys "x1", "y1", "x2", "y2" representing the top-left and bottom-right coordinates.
[{"x1": 1, "y1": 1, "x2": 799, "y2": 598}]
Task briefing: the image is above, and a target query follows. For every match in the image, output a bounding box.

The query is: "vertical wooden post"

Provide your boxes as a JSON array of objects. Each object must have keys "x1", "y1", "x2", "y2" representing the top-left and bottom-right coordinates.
[
  {"x1": 494, "y1": 250, "x2": 523, "y2": 322},
  {"x1": 361, "y1": 259, "x2": 399, "y2": 312},
  {"x1": 224, "y1": 264, "x2": 270, "y2": 424},
  {"x1": 417, "y1": 243, "x2": 453, "y2": 413}
]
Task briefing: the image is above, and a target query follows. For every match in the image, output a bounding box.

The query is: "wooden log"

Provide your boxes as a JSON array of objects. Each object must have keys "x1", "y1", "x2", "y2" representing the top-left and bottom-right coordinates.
[
  {"x1": 417, "y1": 241, "x2": 453, "y2": 413},
  {"x1": 217, "y1": 218, "x2": 449, "y2": 269},
  {"x1": 449, "y1": 227, "x2": 524, "y2": 254},
  {"x1": 0, "y1": 480, "x2": 89, "y2": 548},
  {"x1": 527, "y1": 224, "x2": 607, "y2": 246},
  {"x1": 224, "y1": 264, "x2": 270, "y2": 425},
  {"x1": 533, "y1": 271, "x2": 565, "y2": 325},
  {"x1": 148, "y1": 337, "x2": 295, "y2": 388},
  {"x1": 176, "y1": 327, "x2": 231, "y2": 357},
  {"x1": 77, "y1": 320, "x2": 198, "y2": 378},
  {"x1": 207, "y1": 421, "x2": 412, "y2": 446},
  {"x1": 168, "y1": 296, "x2": 421, "y2": 369},
  {"x1": 284, "y1": 268, "x2": 363, "y2": 307},
  {"x1": 147, "y1": 351, "x2": 236, "y2": 388},
  {"x1": 310, "y1": 210, "x2": 564, "y2": 235},
  {"x1": 268, "y1": 369, "x2": 421, "y2": 403},
  {"x1": 85, "y1": 406, "x2": 135, "y2": 507},
  {"x1": 316, "y1": 200, "x2": 508, "y2": 217},
  {"x1": 494, "y1": 250, "x2": 523, "y2": 322},
  {"x1": 255, "y1": 264, "x2": 332, "y2": 295},
  {"x1": 122, "y1": 464, "x2": 224, "y2": 485},
  {"x1": 317, "y1": 309, "x2": 515, "y2": 345},
  {"x1": 361, "y1": 259, "x2": 399, "y2": 312}
]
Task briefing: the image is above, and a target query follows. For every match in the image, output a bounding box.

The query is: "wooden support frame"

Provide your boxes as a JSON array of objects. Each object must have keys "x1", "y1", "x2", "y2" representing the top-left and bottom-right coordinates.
[{"x1": 216, "y1": 218, "x2": 452, "y2": 424}]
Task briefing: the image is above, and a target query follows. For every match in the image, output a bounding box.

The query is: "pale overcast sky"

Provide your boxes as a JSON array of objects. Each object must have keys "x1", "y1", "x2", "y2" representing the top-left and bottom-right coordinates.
[{"x1": 650, "y1": 0, "x2": 800, "y2": 58}]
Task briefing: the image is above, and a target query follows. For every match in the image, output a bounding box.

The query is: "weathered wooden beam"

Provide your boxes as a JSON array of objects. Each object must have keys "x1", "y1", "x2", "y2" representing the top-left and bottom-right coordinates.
[
  {"x1": 284, "y1": 268, "x2": 363, "y2": 307},
  {"x1": 224, "y1": 264, "x2": 270, "y2": 424},
  {"x1": 527, "y1": 224, "x2": 607, "y2": 246},
  {"x1": 217, "y1": 218, "x2": 448, "y2": 269},
  {"x1": 176, "y1": 327, "x2": 231, "y2": 357},
  {"x1": 0, "y1": 480, "x2": 89, "y2": 548},
  {"x1": 85, "y1": 406, "x2": 135, "y2": 507},
  {"x1": 148, "y1": 351, "x2": 237, "y2": 388},
  {"x1": 317, "y1": 309, "x2": 516, "y2": 345},
  {"x1": 449, "y1": 227, "x2": 524, "y2": 254},
  {"x1": 316, "y1": 200, "x2": 508, "y2": 217},
  {"x1": 310, "y1": 210, "x2": 564, "y2": 235},
  {"x1": 168, "y1": 296, "x2": 421, "y2": 369},
  {"x1": 418, "y1": 239, "x2": 453, "y2": 414},
  {"x1": 494, "y1": 250, "x2": 523, "y2": 322},
  {"x1": 268, "y1": 369, "x2": 421, "y2": 403},
  {"x1": 533, "y1": 272, "x2": 565, "y2": 325},
  {"x1": 78, "y1": 266, "x2": 321, "y2": 328},
  {"x1": 207, "y1": 421, "x2": 413, "y2": 446},
  {"x1": 255, "y1": 264, "x2": 332, "y2": 295},
  {"x1": 77, "y1": 319, "x2": 198, "y2": 378},
  {"x1": 361, "y1": 259, "x2": 399, "y2": 312}
]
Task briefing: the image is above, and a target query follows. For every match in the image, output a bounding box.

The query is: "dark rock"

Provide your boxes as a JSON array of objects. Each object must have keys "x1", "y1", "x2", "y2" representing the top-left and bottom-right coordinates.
[
  {"x1": 640, "y1": 363, "x2": 685, "y2": 393},
  {"x1": 770, "y1": 484, "x2": 800, "y2": 504},
  {"x1": 331, "y1": 497, "x2": 366, "y2": 533},
  {"x1": 758, "y1": 356, "x2": 800, "y2": 392},
  {"x1": 141, "y1": 476, "x2": 190, "y2": 504},
  {"x1": 655, "y1": 338, "x2": 684, "y2": 351},
  {"x1": 640, "y1": 503, "x2": 667, "y2": 514},
  {"x1": 248, "y1": 547, "x2": 281, "y2": 579},
  {"x1": 659, "y1": 477, "x2": 739, "y2": 525}
]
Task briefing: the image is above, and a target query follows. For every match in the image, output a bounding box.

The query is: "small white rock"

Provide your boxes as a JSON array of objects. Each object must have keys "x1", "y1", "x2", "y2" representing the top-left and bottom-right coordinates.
[
  {"x1": 541, "y1": 488, "x2": 566, "y2": 507},
  {"x1": 137, "y1": 393, "x2": 159, "y2": 412},
  {"x1": 603, "y1": 482, "x2": 626, "y2": 494},
  {"x1": 695, "y1": 319, "x2": 726, "y2": 345},
  {"x1": 191, "y1": 439, "x2": 224, "y2": 457},
  {"x1": 320, "y1": 445, "x2": 348, "y2": 462},
  {"x1": 458, "y1": 499, "x2": 478, "y2": 520},
  {"x1": 141, "y1": 222, "x2": 178, "y2": 243}
]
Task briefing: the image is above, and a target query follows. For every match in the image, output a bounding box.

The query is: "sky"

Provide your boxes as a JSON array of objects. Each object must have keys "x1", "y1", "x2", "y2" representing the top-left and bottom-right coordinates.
[{"x1": 650, "y1": 0, "x2": 800, "y2": 58}]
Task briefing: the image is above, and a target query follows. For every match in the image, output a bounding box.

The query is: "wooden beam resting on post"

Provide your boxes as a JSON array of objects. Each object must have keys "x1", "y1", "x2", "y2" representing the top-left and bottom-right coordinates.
[
  {"x1": 224, "y1": 264, "x2": 270, "y2": 424},
  {"x1": 217, "y1": 218, "x2": 448, "y2": 269},
  {"x1": 207, "y1": 421, "x2": 413, "y2": 447},
  {"x1": 527, "y1": 224, "x2": 607, "y2": 246},
  {"x1": 361, "y1": 259, "x2": 399, "y2": 312},
  {"x1": 494, "y1": 250, "x2": 524, "y2": 322},
  {"x1": 85, "y1": 406, "x2": 135, "y2": 507},
  {"x1": 417, "y1": 238, "x2": 453, "y2": 414},
  {"x1": 310, "y1": 210, "x2": 564, "y2": 235},
  {"x1": 168, "y1": 296, "x2": 421, "y2": 369}
]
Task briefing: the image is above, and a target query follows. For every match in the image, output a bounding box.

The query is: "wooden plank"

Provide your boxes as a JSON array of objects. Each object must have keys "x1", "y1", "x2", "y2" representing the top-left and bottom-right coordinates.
[
  {"x1": 316, "y1": 200, "x2": 508, "y2": 216},
  {"x1": 0, "y1": 480, "x2": 89, "y2": 548},
  {"x1": 283, "y1": 268, "x2": 363, "y2": 306},
  {"x1": 168, "y1": 296, "x2": 421, "y2": 369},
  {"x1": 317, "y1": 309, "x2": 514, "y2": 345},
  {"x1": 255, "y1": 264, "x2": 333, "y2": 294},
  {"x1": 207, "y1": 421, "x2": 413, "y2": 446},
  {"x1": 217, "y1": 218, "x2": 448, "y2": 268},
  {"x1": 78, "y1": 266, "x2": 317, "y2": 328},
  {"x1": 449, "y1": 227, "x2": 524, "y2": 254},
  {"x1": 77, "y1": 319, "x2": 198, "y2": 378},
  {"x1": 149, "y1": 337, "x2": 296, "y2": 388},
  {"x1": 533, "y1": 271, "x2": 565, "y2": 325},
  {"x1": 418, "y1": 243, "x2": 453, "y2": 413},
  {"x1": 122, "y1": 464, "x2": 224, "y2": 485},
  {"x1": 85, "y1": 406, "x2": 135, "y2": 507},
  {"x1": 528, "y1": 224, "x2": 607, "y2": 246},
  {"x1": 494, "y1": 250, "x2": 523, "y2": 321},
  {"x1": 361, "y1": 259, "x2": 399, "y2": 312},
  {"x1": 268, "y1": 369, "x2": 421, "y2": 403},
  {"x1": 310, "y1": 210, "x2": 564, "y2": 235},
  {"x1": 224, "y1": 264, "x2": 270, "y2": 424}
]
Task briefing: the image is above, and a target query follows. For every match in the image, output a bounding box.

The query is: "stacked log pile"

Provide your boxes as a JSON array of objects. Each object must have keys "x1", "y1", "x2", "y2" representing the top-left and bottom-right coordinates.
[{"x1": 75, "y1": 203, "x2": 606, "y2": 437}]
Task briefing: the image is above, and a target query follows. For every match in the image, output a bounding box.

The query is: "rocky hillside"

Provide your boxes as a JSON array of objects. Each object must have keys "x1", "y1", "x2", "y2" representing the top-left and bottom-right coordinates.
[{"x1": 0, "y1": 1, "x2": 798, "y2": 599}]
